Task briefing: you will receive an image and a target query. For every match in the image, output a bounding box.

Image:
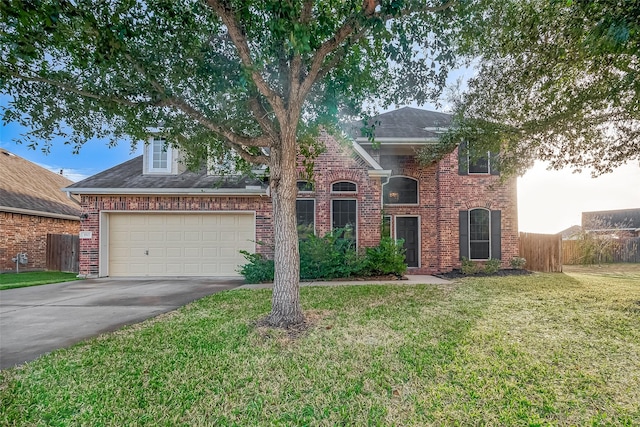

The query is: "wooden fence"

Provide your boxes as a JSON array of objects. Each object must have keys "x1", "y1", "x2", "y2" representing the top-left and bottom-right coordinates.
[
  {"x1": 46, "y1": 234, "x2": 79, "y2": 273},
  {"x1": 563, "y1": 237, "x2": 640, "y2": 265},
  {"x1": 518, "y1": 232, "x2": 562, "y2": 272}
]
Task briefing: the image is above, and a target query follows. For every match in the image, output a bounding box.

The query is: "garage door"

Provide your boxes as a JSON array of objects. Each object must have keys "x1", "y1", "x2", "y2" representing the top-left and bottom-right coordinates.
[{"x1": 108, "y1": 213, "x2": 255, "y2": 277}]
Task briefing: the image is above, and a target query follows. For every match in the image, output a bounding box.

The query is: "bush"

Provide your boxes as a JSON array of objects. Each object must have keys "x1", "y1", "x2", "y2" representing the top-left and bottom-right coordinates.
[
  {"x1": 510, "y1": 256, "x2": 526, "y2": 269},
  {"x1": 238, "y1": 232, "x2": 408, "y2": 283},
  {"x1": 484, "y1": 258, "x2": 501, "y2": 274},
  {"x1": 364, "y1": 238, "x2": 407, "y2": 276},
  {"x1": 460, "y1": 257, "x2": 479, "y2": 275},
  {"x1": 237, "y1": 251, "x2": 274, "y2": 284}
]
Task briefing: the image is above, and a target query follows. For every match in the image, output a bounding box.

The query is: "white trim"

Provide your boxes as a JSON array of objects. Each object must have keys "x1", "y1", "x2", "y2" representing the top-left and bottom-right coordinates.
[
  {"x1": 468, "y1": 208, "x2": 491, "y2": 260},
  {"x1": 351, "y1": 140, "x2": 384, "y2": 170},
  {"x1": 331, "y1": 198, "x2": 358, "y2": 247},
  {"x1": 355, "y1": 137, "x2": 440, "y2": 144},
  {"x1": 0, "y1": 206, "x2": 80, "y2": 221},
  {"x1": 147, "y1": 138, "x2": 173, "y2": 174},
  {"x1": 383, "y1": 175, "x2": 419, "y2": 206},
  {"x1": 62, "y1": 188, "x2": 267, "y2": 196},
  {"x1": 394, "y1": 215, "x2": 421, "y2": 268},
  {"x1": 99, "y1": 210, "x2": 257, "y2": 278}
]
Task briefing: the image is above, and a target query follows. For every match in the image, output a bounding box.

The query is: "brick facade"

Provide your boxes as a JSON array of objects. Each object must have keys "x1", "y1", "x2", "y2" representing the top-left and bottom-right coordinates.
[
  {"x1": 76, "y1": 132, "x2": 519, "y2": 277},
  {"x1": 0, "y1": 212, "x2": 80, "y2": 272}
]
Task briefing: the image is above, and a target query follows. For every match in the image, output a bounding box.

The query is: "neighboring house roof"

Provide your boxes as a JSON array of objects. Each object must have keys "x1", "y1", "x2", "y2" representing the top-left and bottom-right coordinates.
[
  {"x1": 66, "y1": 156, "x2": 268, "y2": 195},
  {"x1": 0, "y1": 149, "x2": 80, "y2": 220},
  {"x1": 559, "y1": 225, "x2": 582, "y2": 240},
  {"x1": 582, "y1": 208, "x2": 640, "y2": 231},
  {"x1": 350, "y1": 107, "x2": 453, "y2": 142}
]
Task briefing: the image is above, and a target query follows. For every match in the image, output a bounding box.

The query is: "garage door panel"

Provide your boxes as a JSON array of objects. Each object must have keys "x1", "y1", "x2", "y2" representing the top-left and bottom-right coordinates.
[{"x1": 108, "y1": 213, "x2": 254, "y2": 277}]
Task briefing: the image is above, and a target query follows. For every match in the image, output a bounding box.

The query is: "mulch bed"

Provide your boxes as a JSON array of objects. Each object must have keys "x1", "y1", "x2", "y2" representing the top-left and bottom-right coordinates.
[{"x1": 435, "y1": 269, "x2": 533, "y2": 279}]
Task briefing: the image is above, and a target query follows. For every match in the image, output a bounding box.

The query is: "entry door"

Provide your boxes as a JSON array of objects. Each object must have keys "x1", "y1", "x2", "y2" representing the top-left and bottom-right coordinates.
[{"x1": 396, "y1": 217, "x2": 419, "y2": 267}]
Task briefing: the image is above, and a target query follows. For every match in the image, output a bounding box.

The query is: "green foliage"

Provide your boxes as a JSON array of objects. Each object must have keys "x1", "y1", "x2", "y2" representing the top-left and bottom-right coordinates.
[
  {"x1": 460, "y1": 257, "x2": 479, "y2": 275},
  {"x1": 238, "y1": 251, "x2": 274, "y2": 284},
  {"x1": 364, "y1": 238, "x2": 407, "y2": 276},
  {"x1": 239, "y1": 233, "x2": 407, "y2": 283},
  {"x1": 483, "y1": 258, "x2": 501, "y2": 274},
  {"x1": 510, "y1": 257, "x2": 526, "y2": 270},
  {"x1": 444, "y1": 0, "x2": 640, "y2": 176},
  {"x1": 299, "y1": 229, "x2": 364, "y2": 280}
]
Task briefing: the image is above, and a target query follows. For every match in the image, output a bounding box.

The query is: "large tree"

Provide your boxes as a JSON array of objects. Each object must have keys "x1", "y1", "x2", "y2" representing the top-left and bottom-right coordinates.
[
  {"x1": 0, "y1": 0, "x2": 470, "y2": 326},
  {"x1": 427, "y1": 0, "x2": 640, "y2": 176}
]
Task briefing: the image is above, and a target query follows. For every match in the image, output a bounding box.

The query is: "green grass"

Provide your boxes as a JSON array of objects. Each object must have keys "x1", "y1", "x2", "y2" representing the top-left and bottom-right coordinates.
[
  {"x1": 0, "y1": 271, "x2": 80, "y2": 290},
  {"x1": 1, "y1": 270, "x2": 639, "y2": 425}
]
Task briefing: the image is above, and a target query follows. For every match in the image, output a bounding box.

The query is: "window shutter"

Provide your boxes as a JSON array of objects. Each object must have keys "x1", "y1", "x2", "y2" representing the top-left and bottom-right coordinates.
[
  {"x1": 459, "y1": 210, "x2": 469, "y2": 259},
  {"x1": 458, "y1": 141, "x2": 468, "y2": 175},
  {"x1": 490, "y1": 151, "x2": 500, "y2": 176},
  {"x1": 490, "y1": 210, "x2": 502, "y2": 259}
]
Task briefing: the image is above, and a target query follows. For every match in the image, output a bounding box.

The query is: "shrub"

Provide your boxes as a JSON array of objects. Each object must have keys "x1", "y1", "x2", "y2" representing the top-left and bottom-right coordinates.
[
  {"x1": 238, "y1": 232, "x2": 408, "y2": 283},
  {"x1": 364, "y1": 238, "x2": 407, "y2": 276},
  {"x1": 460, "y1": 257, "x2": 479, "y2": 275},
  {"x1": 510, "y1": 256, "x2": 526, "y2": 269},
  {"x1": 238, "y1": 251, "x2": 274, "y2": 283},
  {"x1": 484, "y1": 258, "x2": 501, "y2": 274}
]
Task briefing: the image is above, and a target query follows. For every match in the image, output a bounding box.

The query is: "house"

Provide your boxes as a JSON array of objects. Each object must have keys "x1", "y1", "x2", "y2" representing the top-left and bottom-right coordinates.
[
  {"x1": 0, "y1": 149, "x2": 81, "y2": 272},
  {"x1": 559, "y1": 225, "x2": 582, "y2": 240},
  {"x1": 582, "y1": 208, "x2": 640, "y2": 238},
  {"x1": 65, "y1": 107, "x2": 519, "y2": 278}
]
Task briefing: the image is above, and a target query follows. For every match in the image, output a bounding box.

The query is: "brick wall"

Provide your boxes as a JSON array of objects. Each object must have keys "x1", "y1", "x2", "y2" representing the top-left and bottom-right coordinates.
[
  {"x1": 77, "y1": 195, "x2": 273, "y2": 277},
  {"x1": 0, "y1": 211, "x2": 80, "y2": 272}
]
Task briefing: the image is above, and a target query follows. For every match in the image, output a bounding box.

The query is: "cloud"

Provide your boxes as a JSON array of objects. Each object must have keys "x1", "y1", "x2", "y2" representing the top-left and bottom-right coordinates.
[{"x1": 35, "y1": 162, "x2": 90, "y2": 182}]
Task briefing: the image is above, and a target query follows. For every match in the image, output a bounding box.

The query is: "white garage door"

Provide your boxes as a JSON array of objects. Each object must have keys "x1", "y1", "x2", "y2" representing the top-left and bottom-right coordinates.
[{"x1": 108, "y1": 213, "x2": 255, "y2": 277}]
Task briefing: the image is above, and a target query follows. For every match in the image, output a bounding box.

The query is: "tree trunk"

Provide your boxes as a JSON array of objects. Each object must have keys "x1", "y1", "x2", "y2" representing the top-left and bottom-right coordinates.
[{"x1": 266, "y1": 129, "x2": 304, "y2": 327}]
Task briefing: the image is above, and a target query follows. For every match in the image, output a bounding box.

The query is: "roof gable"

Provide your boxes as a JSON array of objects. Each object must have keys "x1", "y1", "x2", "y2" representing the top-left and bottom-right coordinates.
[
  {"x1": 350, "y1": 107, "x2": 453, "y2": 140},
  {"x1": 0, "y1": 149, "x2": 80, "y2": 218}
]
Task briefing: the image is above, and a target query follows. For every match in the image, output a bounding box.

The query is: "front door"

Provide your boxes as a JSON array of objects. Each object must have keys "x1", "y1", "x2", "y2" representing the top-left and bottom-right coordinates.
[{"x1": 396, "y1": 216, "x2": 419, "y2": 268}]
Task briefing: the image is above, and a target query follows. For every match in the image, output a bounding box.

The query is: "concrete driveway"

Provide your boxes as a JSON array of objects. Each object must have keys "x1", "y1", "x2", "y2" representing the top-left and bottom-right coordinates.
[{"x1": 0, "y1": 277, "x2": 242, "y2": 370}]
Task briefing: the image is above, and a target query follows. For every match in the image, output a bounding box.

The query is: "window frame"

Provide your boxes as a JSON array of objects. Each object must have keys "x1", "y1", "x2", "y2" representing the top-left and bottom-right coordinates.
[
  {"x1": 468, "y1": 151, "x2": 491, "y2": 175},
  {"x1": 468, "y1": 208, "x2": 491, "y2": 260},
  {"x1": 331, "y1": 198, "x2": 358, "y2": 245},
  {"x1": 331, "y1": 181, "x2": 357, "y2": 193},
  {"x1": 383, "y1": 176, "x2": 419, "y2": 205},
  {"x1": 147, "y1": 138, "x2": 172, "y2": 174},
  {"x1": 295, "y1": 199, "x2": 316, "y2": 238}
]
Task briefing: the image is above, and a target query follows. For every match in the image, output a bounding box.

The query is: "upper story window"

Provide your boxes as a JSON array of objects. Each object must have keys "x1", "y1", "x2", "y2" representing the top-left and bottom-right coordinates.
[
  {"x1": 458, "y1": 141, "x2": 499, "y2": 176},
  {"x1": 331, "y1": 181, "x2": 357, "y2": 192},
  {"x1": 148, "y1": 138, "x2": 172, "y2": 173},
  {"x1": 384, "y1": 176, "x2": 418, "y2": 204},
  {"x1": 468, "y1": 153, "x2": 490, "y2": 174},
  {"x1": 297, "y1": 180, "x2": 315, "y2": 192}
]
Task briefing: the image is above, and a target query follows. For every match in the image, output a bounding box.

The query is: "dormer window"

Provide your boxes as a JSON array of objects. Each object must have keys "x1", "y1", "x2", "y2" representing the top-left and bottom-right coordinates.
[{"x1": 148, "y1": 138, "x2": 172, "y2": 173}]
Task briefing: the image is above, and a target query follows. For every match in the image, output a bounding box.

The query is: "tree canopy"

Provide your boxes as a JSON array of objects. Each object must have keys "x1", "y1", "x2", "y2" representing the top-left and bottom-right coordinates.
[
  {"x1": 1, "y1": 0, "x2": 473, "y2": 326},
  {"x1": 421, "y1": 0, "x2": 640, "y2": 176}
]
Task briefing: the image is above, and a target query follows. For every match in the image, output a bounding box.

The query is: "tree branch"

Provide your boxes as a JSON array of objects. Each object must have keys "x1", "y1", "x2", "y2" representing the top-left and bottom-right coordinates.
[{"x1": 206, "y1": 0, "x2": 286, "y2": 116}]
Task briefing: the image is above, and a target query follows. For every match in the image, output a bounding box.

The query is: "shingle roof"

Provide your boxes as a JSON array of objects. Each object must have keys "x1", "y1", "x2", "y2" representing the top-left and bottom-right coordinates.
[
  {"x1": 67, "y1": 155, "x2": 266, "y2": 191},
  {"x1": 349, "y1": 107, "x2": 453, "y2": 140},
  {"x1": 0, "y1": 149, "x2": 80, "y2": 218},
  {"x1": 582, "y1": 208, "x2": 640, "y2": 230}
]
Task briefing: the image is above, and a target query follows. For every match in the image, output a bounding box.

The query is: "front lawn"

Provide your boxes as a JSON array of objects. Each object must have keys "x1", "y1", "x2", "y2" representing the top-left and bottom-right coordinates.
[
  {"x1": 0, "y1": 271, "x2": 79, "y2": 291},
  {"x1": 1, "y1": 271, "x2": 638, "y2": 425}
]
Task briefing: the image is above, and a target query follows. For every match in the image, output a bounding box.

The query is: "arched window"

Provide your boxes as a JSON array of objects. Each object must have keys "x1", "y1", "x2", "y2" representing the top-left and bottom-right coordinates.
[
  {"x1": 384, "y1": 176, "x2": 418, "y2": 204},
  {"x1": 331, "y1": 181, "x2": 357, "y2": 192}
]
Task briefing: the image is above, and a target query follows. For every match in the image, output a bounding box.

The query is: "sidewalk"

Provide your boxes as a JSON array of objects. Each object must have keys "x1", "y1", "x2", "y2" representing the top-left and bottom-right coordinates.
[{"x1": 237, "y1": 275, "x2": 450, "y2": 290}]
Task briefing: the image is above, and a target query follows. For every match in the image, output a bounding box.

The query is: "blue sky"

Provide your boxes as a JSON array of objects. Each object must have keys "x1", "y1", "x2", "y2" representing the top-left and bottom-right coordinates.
[{"x1": 1, "y1": 96, "x2": 639, "y2": 234}]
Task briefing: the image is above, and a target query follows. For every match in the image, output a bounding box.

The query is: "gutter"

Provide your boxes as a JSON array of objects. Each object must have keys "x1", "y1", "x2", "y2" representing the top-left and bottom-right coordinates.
[
  {"x1": 0, "y1": 206, "x2": 80, "y2": 221},
  {"x1": 62, "y1": 187, "x2": 268, "y2": 196}
]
